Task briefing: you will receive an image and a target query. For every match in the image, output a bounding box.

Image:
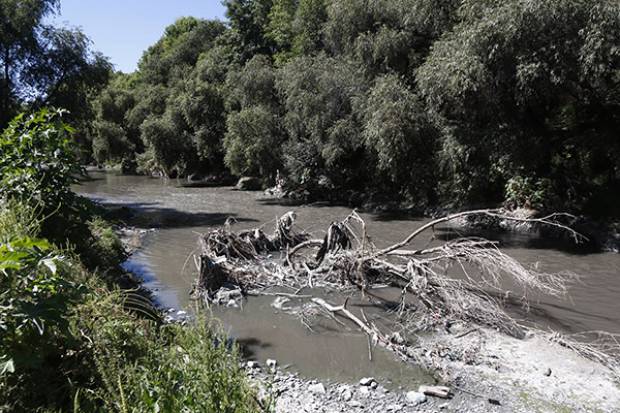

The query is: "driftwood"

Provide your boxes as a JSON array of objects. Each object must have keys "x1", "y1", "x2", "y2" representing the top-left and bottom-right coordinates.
[
  {"x1": 194, "y1": 209, "x2": 578, "y2": 335},
  {"x1": 190, "y1": 209, "x2": 620, "y2": 380}
]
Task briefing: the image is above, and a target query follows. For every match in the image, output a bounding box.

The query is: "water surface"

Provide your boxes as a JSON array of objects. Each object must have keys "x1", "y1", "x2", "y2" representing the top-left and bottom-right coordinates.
[{"x1": 76, "y1": 170, "x2": 620, "y2": 385}]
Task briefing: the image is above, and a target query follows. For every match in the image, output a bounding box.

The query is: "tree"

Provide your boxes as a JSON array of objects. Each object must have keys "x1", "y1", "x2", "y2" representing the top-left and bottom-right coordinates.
[
  {"x1": 0, "y1": 0, "x2": 111, "y2": 162},
  {"x1": 277, "y1": 54, "x2": 368, "y2": 188},
  {"x1": 417, "y1": 0, "x2": 620, "y2": 210},
  {"x1": 223, "y1": 0, "x2": 275, "y2": 61},
  {"x1": 362, "y1": 74, "x2": 438, "y2": 204},
  {"x1": 224, "y1": 105, "x2": 283, "y2": 178},
  {"x1": 291, "y1": 0, "x2": 327, "y2": 55}
]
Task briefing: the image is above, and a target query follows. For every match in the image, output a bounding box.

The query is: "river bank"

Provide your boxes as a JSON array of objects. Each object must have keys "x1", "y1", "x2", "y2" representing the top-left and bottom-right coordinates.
[
  {"x1": 245, "y1": 327, "x2": 620, "y2": 413},
  {"x1": 115, "y1": 222, "x2": 620, "y2": 412},
  {"x1": 108, "y1": 202, "x2": 619, "y2": 413}
]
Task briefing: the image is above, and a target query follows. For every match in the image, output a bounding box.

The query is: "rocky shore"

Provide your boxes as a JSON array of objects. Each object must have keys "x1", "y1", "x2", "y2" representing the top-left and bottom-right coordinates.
[{"x1": 246, "y1": 326, "x2": 619, "y2": 413}]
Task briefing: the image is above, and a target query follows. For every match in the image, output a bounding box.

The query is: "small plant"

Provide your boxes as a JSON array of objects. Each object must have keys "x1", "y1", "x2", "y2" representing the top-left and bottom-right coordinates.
[{"x1": 505, "y1": 176, "x2": 556, "y2": 211}]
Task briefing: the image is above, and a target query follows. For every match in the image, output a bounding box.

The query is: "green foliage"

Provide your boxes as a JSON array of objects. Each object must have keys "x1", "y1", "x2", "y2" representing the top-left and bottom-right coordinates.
[
  {"x1": 417, "y1": 0, "x2": 620, "y2": 210},
  {"x1": 225, "y1": 105, "x2": 283, "y2": 178},
  {"x1": 505, "y1": 176, "x2": 556, "y2": 211},
  {"x1": 362, "y1": 75, "x2": 438, "y2": 203},
  {"x1": 278, "y1": 54, "x2": 367, "y2": 187},
  {"x1": 82, "y1": 307, "x2": 257, "y2": 413},
  {"x1": 0, "y1": 233, "x2": 83, "y2": 411},
  {"x1": 291, "y1": 0, "x2": 327, "y2": 55},
  {"x1": 0, "y1": 0, "x2": 111, "y2": 159},
  {"x1": 0, "y1": 109, "x2": 81, "y2": 208},
  {"x1": 85, "y1": 0, "x2": 620, "y2": 214}
]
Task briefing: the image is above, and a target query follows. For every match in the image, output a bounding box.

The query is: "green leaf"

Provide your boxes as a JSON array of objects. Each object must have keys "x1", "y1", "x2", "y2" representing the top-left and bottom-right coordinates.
[{"x1": 0, "y1": 359, "x2": 15, "y2": 375}]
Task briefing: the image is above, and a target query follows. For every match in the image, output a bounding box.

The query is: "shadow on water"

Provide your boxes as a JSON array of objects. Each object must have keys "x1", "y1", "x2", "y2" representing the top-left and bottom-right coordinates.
[
  {"x1": 433, "y1": 226, "x2": 599, "y2": 256},
  {"x1": 368, "y1": 210, "x2": 427, "y2": 223},
  {"x1": 92, "y1": 200, "x2": 259, "y2": 229},
  {"x1": 235, "y1": 337, "x2": 272, "y2": 360}
]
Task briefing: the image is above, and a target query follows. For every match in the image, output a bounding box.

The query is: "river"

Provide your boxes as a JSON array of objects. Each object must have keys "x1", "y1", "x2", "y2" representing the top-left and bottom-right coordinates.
[{"x1": 75, "y1": 170, "x2": 620, "y2": 388}]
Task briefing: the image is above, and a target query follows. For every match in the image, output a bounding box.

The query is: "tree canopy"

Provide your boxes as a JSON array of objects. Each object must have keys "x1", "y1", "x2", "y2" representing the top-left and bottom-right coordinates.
[{"x1": 37, "y1": 0, "x2": 620, "y2": 215}]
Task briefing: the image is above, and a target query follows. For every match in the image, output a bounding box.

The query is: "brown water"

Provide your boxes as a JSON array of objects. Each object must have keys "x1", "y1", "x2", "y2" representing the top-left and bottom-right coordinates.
[{"x1": 75, "y1": 170, "x2": 620, "y2": 385}]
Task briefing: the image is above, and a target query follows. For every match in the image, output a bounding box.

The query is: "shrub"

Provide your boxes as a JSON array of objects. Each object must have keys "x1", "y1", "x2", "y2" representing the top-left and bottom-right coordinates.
[
  {"x1": 505, "y1": 176, "x2": 556, "y2": 211},
  {"x1": 0, "y1": 109, "x2": 82, "y2": 210}
]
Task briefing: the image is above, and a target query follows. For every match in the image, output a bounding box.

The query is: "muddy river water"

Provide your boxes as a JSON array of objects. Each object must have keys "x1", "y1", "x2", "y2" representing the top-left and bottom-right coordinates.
[{"x1": 76, "y1": 170, "x2": 620, "y2": 388}]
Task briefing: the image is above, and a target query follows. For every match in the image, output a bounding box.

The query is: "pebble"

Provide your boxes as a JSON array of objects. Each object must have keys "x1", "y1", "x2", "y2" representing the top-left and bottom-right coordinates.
[
  {"x1": 246, "y1": 361, "x2": 259, "y2": 369},
  {"x1": 544, "y1": 368, "x2": 552, "y2": 377},
  {"x1": 309, "y1": 383, "x2": 326, "y2": 394},
  {"x1": 406, "y1": 391, "x2": 427, "y2": 405},
  {"x1": 341, "y1": 389, "x2": 353, "y2": 401},
  {"x1": 386, "y1": 403, "x2": 403, "y2": 411},
  {"x1": 439, "y1": 402, "x2": 449, "y2": 409},
  {"x1": 359, "y1": 386, "x2": 371, "y2": 396},
  {"x1": 360, "y1": 377, "x2": 376, "y2": 386},
  {"x1": 347, "y1": 400, "x2": 364, "y2": 408},
  {"x1": 266, "y1": 359, "x2": 277, "y2": 369}
]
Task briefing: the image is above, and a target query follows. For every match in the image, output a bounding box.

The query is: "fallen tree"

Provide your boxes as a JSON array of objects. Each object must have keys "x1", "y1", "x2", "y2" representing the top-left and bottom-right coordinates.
[{"x1": 191, "y1": 209, "x2": 620, "y2": 380}]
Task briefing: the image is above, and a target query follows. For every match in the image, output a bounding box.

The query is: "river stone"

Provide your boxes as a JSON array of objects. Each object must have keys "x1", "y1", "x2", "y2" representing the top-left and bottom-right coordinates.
[
  {"x1": 406, "y1": 391, "x2": 427, "y2": 405},
  {"x1": 360, "y1": 377, "x2": 376, "y2": 386},
  {"x1": 235, "y1": 176, "x2": 261, "y2": 191},
  {"x1": 309, "y1": 383, "x2": 326, "y2": 394},
  {"x1": 266, "y1": 359, "x2": 277, "y2": 369},
  {"x1": 347, "y1": 400, "x2": 363, "y2": 408},
  {"x1": 341, "y1": 389, "x2": 353, "y2": 401}
]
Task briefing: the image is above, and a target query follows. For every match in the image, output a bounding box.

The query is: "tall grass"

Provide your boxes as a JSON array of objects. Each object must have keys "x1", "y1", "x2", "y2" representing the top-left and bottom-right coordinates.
[{"x1": 0, "y1": 200, "x2": 258, "y2": 412}]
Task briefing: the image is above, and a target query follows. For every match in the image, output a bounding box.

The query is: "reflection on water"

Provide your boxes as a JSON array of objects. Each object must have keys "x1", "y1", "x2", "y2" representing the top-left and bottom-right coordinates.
[{"x1": 75, "y1": 170, "x2": 620, "y2": 385}]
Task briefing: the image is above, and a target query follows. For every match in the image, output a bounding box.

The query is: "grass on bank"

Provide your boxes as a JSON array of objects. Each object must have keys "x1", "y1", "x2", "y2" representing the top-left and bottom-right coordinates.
[{"x1": 0, "y1": 109, "x2": 259, "y2": 412}]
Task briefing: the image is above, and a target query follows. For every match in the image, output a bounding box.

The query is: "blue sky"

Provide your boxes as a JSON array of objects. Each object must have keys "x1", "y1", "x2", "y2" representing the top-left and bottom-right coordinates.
[{"x1": 49, "y1": 0, "x2": 227, "y2": 73}]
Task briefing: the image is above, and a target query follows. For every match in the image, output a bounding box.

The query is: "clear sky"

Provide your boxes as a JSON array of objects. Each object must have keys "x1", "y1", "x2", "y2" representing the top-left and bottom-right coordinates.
[{"x1": 49, "y1": 0, "x2": 227, "y2": 73}]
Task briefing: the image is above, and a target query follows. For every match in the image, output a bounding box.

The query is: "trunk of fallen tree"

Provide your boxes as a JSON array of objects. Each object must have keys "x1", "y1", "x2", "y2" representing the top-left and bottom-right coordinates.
[{"x1": 190, "y1": 208, "x2": 620, "y2": 380}]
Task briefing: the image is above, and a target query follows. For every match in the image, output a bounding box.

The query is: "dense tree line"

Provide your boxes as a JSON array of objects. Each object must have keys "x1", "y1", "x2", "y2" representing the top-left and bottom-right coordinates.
[
  {"x1": 0, "y1": 0, "x2": 112, "y2": 158},
  {"x1": 47, "y1": 1, "x2": 620, "y2": 214}
]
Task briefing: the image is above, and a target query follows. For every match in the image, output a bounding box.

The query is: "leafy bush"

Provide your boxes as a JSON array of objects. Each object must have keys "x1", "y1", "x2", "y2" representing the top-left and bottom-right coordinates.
[
  {"x1": 0, "y1": 235, "x2": 83, "y2": 411},
  {"x1": 0, "y1": 109, "x2": 82, "y2": 209},
  {"x1": 505, "y1": 176, "x2": 556, "y2": 211}
]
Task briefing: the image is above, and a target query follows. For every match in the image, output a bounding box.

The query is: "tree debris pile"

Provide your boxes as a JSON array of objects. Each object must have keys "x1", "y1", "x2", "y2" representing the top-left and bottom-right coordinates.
[
  {"x1": 192, "y1": 209, "x2": 620, "y2": 381},
  {"x1": 195, "y1": 210, "x2": 576, "y2": 336}
]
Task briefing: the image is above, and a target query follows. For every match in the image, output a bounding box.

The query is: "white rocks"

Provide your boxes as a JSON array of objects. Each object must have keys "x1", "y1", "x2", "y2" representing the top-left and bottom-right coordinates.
[
  {"x1": 341, "y1": 388, "x2": 353, "y2": 402},
  {"x1": 309, "y1": 383, "x2": 326, "y2": 394},
  {"x1": 359, "y1": 386, "x2": 371, "y2": 397},
  {"x1": 266, "y1": 359, "x2": 277, "y2": 369},
  {"x1": 246, "y1": 361, "x2": 259, "y2": 369},
  {"x1": 347, "y1": 400, "x2": 364, "y2": 408},
  {"x1": 405, "y1": 391, "x2": 427, "y2": 405},
  {"x1": 359, "y1": 377, "x2": 376, "y2": 386},
  {"x1": 386, "y1": 403, "x2": 403, "y2": 411}
]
